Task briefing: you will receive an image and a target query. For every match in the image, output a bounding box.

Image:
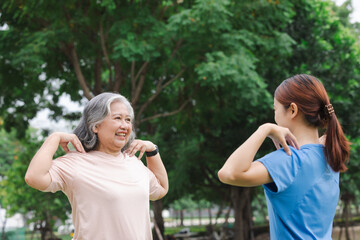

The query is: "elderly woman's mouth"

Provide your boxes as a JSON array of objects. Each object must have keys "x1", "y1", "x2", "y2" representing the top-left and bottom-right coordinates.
[{"x1": 115, "y1": 133, "x2": 126, "y2": 137}]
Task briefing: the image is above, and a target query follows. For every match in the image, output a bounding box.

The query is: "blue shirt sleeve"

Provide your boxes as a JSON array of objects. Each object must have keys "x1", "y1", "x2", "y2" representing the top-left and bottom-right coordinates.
[{"x1": 256, "y1": 147, "x2": 300, "y2": 193}]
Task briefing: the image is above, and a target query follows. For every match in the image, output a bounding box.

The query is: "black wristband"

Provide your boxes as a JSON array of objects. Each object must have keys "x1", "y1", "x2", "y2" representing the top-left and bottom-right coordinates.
[{"x1": 146, "y1": 145, "x2": 158, "y2": 157}]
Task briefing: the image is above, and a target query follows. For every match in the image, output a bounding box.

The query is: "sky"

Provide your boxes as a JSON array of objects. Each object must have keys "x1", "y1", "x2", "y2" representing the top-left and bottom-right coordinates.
[
  {"x1": 28, "y1": 0, "x2": 360, "y2": 133},
  {"x1": 335, "y1": 0, "x2": 360, "y2": 23},
  {"x1": 29, "y1": 93, "x2": 85, "y2": 132}
]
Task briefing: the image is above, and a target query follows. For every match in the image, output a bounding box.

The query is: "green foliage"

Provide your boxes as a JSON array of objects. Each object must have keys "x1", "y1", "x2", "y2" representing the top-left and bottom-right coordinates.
[
  {"x1": 0, "y1": 129, "x2": 70, "y2": 229},
  {"x1": 0, "y1": 0, "x2": 360, "y2": 234},
  {"x1": 0, "y1": 129, "x2": 19, "y2": 179},
  {"x1": 170, "y1": 195, "x2": 198, "y2": 212},
  {"x1": 164, "y1": 225, "x2": 206, "y2": 235}
]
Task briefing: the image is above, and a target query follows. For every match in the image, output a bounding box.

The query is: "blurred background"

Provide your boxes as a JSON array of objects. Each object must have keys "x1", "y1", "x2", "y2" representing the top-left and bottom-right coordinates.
[{"x1": 1, "y1": 0, "x2": 360, "y2": 239}]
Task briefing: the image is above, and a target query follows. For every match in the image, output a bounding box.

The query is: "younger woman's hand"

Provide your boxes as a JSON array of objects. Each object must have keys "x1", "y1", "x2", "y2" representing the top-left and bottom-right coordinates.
[
  {"x1": 319, "y1": 134, "x2": 326, "y2": 145},
  {"x1": 124, "y1": 139, "x2": 156, "y2": 159},
  {"x1": 262, "y1": 123, "x2": 299, "y2": 155}
]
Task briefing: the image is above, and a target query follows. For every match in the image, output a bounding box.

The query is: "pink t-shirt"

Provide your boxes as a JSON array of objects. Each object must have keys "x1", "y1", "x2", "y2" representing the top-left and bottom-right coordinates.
[{"x1": 43, "y1": 151, "x2": 163, "y2": 240}]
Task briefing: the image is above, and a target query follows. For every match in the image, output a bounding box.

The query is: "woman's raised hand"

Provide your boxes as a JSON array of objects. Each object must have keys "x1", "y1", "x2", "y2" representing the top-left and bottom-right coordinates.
[
  {"x1": 52, "y1": 132, "x2": 85, "y2": 153},
  {"x1": 124, "y1": 139, "x2": 156, "y2": 159},
  {"x1": 263, "y1": 123, "x2": 299, "y2": 155}
]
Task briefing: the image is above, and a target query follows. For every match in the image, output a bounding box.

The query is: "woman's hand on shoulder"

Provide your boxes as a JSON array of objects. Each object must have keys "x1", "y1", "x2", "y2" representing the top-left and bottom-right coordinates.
[
  {"x1": 50, "y1": 132, "x2": 85, "y2": 153},
  {"x1": 319, "y1": 134, "x2": 326, "y2": 145},
  {"x1": 124, "y1": 139, "x2": 156, "y2": 159},
  {"x1": 261, "y1": 123, "x2": 299, "y2": 155}
]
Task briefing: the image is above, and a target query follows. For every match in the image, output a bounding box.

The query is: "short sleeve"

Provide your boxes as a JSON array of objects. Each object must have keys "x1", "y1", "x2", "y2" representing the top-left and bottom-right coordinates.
[
  {"x1": 42, "y1": 154, "x2": 76, "y2": 193},
  {"x1": 148, "y1": 169, "x2": 163, "y2": 201},
  {"x1": 256, "y1": 147, "x2": 300, "y2": 193}
]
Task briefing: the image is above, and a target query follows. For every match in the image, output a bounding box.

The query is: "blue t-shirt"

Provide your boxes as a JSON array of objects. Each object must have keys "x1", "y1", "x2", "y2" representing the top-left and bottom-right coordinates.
[{"x1": 257, "y1": 144, "x2": 339, "y2": 239}]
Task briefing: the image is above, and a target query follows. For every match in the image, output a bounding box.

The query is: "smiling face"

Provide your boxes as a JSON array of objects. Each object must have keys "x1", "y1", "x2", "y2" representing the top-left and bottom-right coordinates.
[{"x1": 93, "y1": 101, "x2": 132, "y2": 156}]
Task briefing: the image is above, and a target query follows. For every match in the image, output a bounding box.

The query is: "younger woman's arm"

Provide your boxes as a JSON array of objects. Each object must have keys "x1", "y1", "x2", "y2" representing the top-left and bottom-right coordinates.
[{"x1": 218, "y1": 123, "x2": 299, "y2": 187}]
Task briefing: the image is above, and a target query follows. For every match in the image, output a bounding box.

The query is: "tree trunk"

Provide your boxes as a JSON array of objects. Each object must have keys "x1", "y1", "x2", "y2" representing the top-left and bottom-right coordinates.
[
  {"x1": 208, "y1": 207, "x2": 212, "y2": 225},
  {"x1": 175, "y1": 209, "x2": 179, "y2": 226},
  {"x1": 340, "y1": 193, "x2": 354, "y2": 240},
  {"x1": 215, "y1": 202, "x2": 224, "y2": 225},
  {"x1": 231, "y1": 186, "x2": 253, "y2": 240},
  {"x1": 40, "y1": 226, "x2": 50, "y2": 240},
  {"x1": 152, "y1": 199, "x2": 165, "y2": 240},
  {"x1": 1, "y1": 211, "x2": 7, "y2": 240},
  {"x1": 224, "y1": 203, "x2": 232, "y2": 224},
  {"x1": 344, "y1": 201, "x2": 350, "y2": 240},
  {"x1": 198, "y1": 208, "x2": 202, "y2": 226},
  {"x1": 180, "y1": 209, "x2": 184, "y2": 227},
  {"x1": 190, "y1": 212, "x2": 193, "y2": 226}
]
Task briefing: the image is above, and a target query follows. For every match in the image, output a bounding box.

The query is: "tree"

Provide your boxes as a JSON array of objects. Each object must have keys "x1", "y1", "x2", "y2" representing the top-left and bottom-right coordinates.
[
  {"x1": 157, "y1": 0, "x2": 360, "y2": 239},
  {"x1": 0, "y1": 0, "x2": 279, "y2": 238},
  {"x1": 0, "y1": 128, "x2": 19, "y2": 239},
  {"x1": 1, "y1": 0, "x2": 360, "y2": 239},
  {"x1": 283, "y1": 2, "x2": 360, "y2": 239},
  {"x1": 1, "y1": 1, "x2": 192, "y2": 237},
  {"x1": 0, "y1": 129, "x2": 70, "y2": 240}
]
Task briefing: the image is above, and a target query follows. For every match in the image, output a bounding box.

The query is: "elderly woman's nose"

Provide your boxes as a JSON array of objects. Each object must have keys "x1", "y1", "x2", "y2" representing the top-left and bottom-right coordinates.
[{"x1": 119, "y1": 120, "x2": 130, "y2": 128}]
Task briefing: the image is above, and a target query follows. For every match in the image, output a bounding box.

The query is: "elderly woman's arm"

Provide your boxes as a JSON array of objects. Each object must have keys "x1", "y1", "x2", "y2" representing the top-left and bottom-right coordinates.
[
  {"x1": 146, "y1": 152, "x2": 168, "y2": 198},
  {"x1": 125, "y1": 140, "x2": 169, "y2": 199},
  {"x1": 25, "y1": 132, "x2": 85, "y2": 191}
]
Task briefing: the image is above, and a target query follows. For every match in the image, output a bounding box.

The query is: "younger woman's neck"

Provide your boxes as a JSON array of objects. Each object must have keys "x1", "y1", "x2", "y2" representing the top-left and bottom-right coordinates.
[{"x1": 291, "y1": 124, "x2": 320, "y2": 147}]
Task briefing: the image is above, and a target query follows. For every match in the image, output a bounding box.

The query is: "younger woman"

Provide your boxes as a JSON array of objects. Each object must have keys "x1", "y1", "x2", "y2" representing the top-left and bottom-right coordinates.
[{"x1": 218, "y1": 74, "x2": 350, "y2": 239}]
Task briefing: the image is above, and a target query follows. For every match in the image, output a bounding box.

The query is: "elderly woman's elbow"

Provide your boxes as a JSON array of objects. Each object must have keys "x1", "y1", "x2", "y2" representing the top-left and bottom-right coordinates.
[
  {"x1": 24, "y1": 173, "x2": 36, "y2": 188},
  {"x1": 24, "y1": 173, "x2": 48, "y2": 191},
  {"x1": 159, "y1": 189, "x2": 168, "y2": 199},
  {"x1": 151, "y1": 188, "x2": 168, "y2": 201}
]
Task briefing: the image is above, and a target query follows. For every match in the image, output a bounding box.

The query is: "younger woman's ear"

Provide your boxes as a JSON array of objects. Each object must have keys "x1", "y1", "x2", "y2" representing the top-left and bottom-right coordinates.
[{"x1": 289, "y1": 103, "x2": 298, "y2": 118}]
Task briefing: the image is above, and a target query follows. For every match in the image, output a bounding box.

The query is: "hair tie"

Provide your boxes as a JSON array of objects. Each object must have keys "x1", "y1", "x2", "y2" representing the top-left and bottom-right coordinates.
[{"x1": 325, "y1": 104, "x2": 335, "y2": 117}]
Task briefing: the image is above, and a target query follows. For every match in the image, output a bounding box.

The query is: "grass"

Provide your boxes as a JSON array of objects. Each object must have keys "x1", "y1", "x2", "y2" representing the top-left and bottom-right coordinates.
[
  {"x1": 164, "y1": 225, "x2": 207, "y2": 235},
  {"x1": 23, "y1": 233, "x2": 72, "y2": 240}
]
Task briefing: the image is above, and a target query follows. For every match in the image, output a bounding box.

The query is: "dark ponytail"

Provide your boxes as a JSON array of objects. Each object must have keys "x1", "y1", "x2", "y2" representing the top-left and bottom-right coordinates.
[
  {"x1": 324, "y1": 114, "x2": 350, "y2": 171},
  {"x1": 275, "y1": 74, "x2": 350, "y2": 172}
]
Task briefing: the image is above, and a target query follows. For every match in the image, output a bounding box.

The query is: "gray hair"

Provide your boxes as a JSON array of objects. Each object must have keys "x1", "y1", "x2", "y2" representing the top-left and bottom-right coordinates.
[{"x1": 73, "y1": 92, "x2": 136, "y2": 152}]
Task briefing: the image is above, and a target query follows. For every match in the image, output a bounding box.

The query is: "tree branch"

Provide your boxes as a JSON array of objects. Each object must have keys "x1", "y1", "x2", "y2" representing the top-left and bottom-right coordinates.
[
  {"x1": 99, "y1": 22, "x2": 113, "y2": 87},
  {"x1": 132, "y1": 62, "x2": 149, "y2": 104},
  {"x1": 94, "y1": 53, "x2": 102, "y2": 94},
  {"x1": 137, "y1": 67, "x2": 186, "y2": 119},
  {"x1": 161, "y1": 67, "x2": 185, "y2": 90},
  {"x1": 201, "y1": 165, "x2": 224, "y2": 191},
  {"x1": 169, "y1": 39, "x2": 183, "y2": 63},
  {"x1": 113, "y1": 61, "x2": 122, "y2": 92},
  {"x1": 161, "y1": 39, "x2": 183, "y2": 83},
  {"x1": 59, "y1": 42, "x2": 71, "y2": 61},
  {"x1": 131, "y1": 61, "x2": 136, "y2": 98},
  {"x1": 158, "y1": 5, "x2": 169, "y2": 20},
  {"x1": 139, "y1": 99, "x2": 190, "y2": 124},
  {"x1": 132, "y1": 74, "x2": 146, "y2": 107},
  {"x1": 68, "y1": 44, "x2": 94, "y2": 100},
  {"x1": 134, "y1": 61, "x2": 149, "y2": 84}
]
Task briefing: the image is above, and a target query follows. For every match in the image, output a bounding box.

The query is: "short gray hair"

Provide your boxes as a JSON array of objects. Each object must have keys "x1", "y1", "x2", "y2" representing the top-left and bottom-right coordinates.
[{"x1": 73, "y1": 92, "x2": 136, "y2": 152}]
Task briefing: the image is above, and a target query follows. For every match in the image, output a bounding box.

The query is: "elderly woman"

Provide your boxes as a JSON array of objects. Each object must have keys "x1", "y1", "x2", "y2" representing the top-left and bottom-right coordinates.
[{"x1": 25, "y1": 92, "x2": 168, "y2": 239}]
